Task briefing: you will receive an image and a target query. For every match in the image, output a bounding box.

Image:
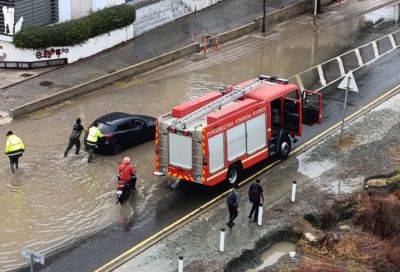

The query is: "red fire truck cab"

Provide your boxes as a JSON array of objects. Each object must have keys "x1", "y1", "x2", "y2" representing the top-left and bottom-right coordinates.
[{"x1": 155, "y1": 75, "x2": 322, "y2": 186}]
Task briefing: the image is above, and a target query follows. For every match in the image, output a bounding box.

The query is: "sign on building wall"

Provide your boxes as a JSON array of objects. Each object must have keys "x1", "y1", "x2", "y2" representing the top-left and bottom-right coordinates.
[{"x1": 0, "y1": 0, "x2": 58, "y2": 35}]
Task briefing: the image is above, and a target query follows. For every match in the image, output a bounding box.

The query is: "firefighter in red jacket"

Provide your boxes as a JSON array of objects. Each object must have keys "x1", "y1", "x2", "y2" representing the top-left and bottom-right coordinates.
[{"x1": 118, "y1": 157, "x2": 137, "y2": 190}]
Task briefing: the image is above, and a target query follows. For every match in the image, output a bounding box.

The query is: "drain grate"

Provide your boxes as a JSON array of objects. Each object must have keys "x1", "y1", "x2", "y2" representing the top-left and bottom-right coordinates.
[{"x1": 39, "y1": 81, "x2": 54, "y2": 86}]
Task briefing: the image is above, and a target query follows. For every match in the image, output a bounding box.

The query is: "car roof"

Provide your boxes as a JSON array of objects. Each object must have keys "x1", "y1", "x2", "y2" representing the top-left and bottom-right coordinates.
[
  {"x1": 96, "y1": 112, "x2": 133, "y2": 123},
  {"x1": 96, "y1": 112, "x2": 155, "y2": 125}
]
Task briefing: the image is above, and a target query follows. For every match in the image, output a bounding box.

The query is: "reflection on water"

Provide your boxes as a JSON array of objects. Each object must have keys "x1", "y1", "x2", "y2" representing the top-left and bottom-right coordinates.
[
  {"x1": 246, "y1": 241, "x2": 296, "y2": 272},
  {"x1": 0, "y1": 4, "x2": 399, "y2": 271}
]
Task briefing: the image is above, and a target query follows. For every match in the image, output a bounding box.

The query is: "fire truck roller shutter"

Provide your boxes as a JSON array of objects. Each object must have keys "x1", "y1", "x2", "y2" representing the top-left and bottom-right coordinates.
[
  {"x1": 246, "y1": 114, "x2": 267, "y2": 154},
  {"x1": 208, "y1": 133, "x2": 224, "y2": 174},
  {"x1": 168, "y1": 133, "x2": 193, "y2": 169},
  {"x1": 227, "y1": 123, "x2": 246, "y2": 161}
]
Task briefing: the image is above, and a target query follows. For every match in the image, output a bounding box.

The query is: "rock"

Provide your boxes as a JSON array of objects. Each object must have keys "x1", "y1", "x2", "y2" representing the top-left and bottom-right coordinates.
[
  {"x1": 365, "y1": 178, "x2": 389, "y2": 188},
  {"x1": 339, "y1": 224, "x2": 351, "y2": 231},
  {"x1": 304, "y1": 232, "x2": 317, "y2": 242}
]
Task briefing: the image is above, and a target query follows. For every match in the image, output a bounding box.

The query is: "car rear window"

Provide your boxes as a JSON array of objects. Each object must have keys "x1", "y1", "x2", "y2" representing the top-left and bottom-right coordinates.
[{"x1": 98, "y1": 123, "x2": 112, "y2": 133}]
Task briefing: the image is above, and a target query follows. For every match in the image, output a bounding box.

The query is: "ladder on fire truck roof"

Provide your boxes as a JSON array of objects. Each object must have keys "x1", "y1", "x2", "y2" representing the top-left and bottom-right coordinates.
[{"x1": 171, "y1": 75, "x2": 288, "y2": 129}]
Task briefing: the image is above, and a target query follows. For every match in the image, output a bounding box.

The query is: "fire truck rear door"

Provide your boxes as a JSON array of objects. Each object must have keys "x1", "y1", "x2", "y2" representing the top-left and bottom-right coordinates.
[
  {"x1": 302, "y1": 90, "x2": 323, "y2": 125},
  {"x1": 283, "y1": 97, "x2": 302, "y2": 136},
  {"x1": 168, "y1": 133, "x2": 192, "y2": 169}
]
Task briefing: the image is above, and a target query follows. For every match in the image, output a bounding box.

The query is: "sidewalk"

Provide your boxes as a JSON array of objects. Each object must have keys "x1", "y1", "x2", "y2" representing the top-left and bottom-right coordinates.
[
  {"x1": 113, "y1": 68, "x2": 400, "y2": 272},
  {"x1": 0, "y1": 0, "x2": 299, "y2": 113}
]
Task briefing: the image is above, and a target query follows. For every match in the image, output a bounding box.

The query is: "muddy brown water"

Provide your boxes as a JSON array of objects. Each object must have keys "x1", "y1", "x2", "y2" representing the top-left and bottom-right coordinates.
[
  {"x1": 246, "y1": 241, "x2": 296, "y2": 272},
  {"x1": 1, "y1": 5, "x2": 399, "y2": 271}
]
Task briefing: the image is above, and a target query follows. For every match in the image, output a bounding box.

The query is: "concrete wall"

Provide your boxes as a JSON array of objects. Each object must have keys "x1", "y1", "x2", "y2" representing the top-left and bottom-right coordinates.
[
  {"x1": 0, "y1": 0, "x2": 192, "y2": 63},
  {"x1": 0, "y1": 22, "x2": 135, "y2": 63},
  {"x1": 59, "y1": 0, "x2": 72, "y2": 22},
  {"x1": 181, "y1": 0, "x2": 224, "y2": 12}
]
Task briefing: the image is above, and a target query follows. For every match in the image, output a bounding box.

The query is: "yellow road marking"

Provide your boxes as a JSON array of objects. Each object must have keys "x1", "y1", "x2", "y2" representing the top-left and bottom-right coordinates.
[{"x1": 95, "y1": 83, "x2": 400, "y2": 272}]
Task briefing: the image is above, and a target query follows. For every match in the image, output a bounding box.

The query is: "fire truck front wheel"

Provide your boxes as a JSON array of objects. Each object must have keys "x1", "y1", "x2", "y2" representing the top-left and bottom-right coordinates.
[
  {"x1": 279, "y1": 135, "x2": 291, "y2": 158},
  {"x1": 227, "y1": 164, "x2": 242, "y2": 185}
]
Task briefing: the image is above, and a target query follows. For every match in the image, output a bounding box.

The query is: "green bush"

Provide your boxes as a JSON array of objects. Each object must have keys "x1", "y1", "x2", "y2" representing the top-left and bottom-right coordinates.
[{"x1": 14, "y1": 5, "x2": 136, "y2": 49}]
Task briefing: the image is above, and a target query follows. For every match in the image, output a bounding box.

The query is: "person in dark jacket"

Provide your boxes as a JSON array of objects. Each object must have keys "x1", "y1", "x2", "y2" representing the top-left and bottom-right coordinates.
[
  {"x1": 248, "y1": 178, "x2": 264, "y2": 222},
  {"x1": 226, "y1": 183, "x2": 240, "y2": 229},
  {"x1": 64, "y1": 118, "x2": 84, "y2": 157}
]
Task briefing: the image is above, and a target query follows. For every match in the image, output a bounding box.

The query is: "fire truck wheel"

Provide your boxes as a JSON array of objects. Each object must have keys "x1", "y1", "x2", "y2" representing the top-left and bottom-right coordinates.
[
  {"x1": 227, "y1": 164, "x2": 241, "y2": 185},
  {"x1": 279, "y1": 136, "x2": 291, "y2": 158}
]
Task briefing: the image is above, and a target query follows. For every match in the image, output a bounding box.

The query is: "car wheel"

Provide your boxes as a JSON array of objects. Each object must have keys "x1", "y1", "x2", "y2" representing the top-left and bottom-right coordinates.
[
  {"x1": 227, "y1": 164, "x2": 241, "y2": 185},
  {"x1": 112, "y1": 143, "x2": 122, "y2": 155},
  {"x1": 279, "y1": 135, "x2": 291, "y2": 158}
]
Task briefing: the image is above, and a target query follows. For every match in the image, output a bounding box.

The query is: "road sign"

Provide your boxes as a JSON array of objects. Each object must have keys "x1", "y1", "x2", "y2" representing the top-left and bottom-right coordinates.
[
  {"x1": 337, "y1": 71, "x2": 359, "y2": 142},
  {"x1": 21, "y1": 248, "x2": 45, "y2": 265},
  {"x1": 338, "y1": 71, "x2": 359, "y2": 93}
]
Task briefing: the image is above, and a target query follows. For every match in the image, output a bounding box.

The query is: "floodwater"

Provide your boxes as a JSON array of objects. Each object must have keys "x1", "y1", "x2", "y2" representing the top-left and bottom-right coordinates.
[
  {"x1": 246, "y1": 242, "x2": 296, "y2": 272},
  {"x1": 1, "y1": 4, "x2": 400, "y2": 271}
]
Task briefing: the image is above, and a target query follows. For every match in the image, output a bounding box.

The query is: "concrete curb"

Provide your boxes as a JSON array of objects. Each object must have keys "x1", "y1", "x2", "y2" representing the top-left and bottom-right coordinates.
[{"x1": 8, "y1": 1, "x2": 313, "y2": 119}]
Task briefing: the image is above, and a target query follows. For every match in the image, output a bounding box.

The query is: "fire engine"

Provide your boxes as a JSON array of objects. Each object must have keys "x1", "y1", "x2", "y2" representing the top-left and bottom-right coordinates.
[{"x1": 154, "y1": 75, "x2": 323, "y2": 186}]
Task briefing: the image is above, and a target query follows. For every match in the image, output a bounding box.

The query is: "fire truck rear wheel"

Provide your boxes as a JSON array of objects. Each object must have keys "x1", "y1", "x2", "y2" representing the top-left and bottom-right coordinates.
[
  {"x1": 227, "y1": 165, "x2": 241, "y2": 185},
  {"x1": 279, "y1": 136, "x2": 291, "y2": 158}
]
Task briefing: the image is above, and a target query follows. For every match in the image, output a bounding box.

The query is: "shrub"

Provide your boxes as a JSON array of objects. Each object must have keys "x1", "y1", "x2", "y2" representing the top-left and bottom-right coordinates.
[
  {"x1": 14, "y1": 5, "x2": 136, "y2": 49},
  {"x1": 354, "y1": 191, "x2": 400, "y2": 239}
]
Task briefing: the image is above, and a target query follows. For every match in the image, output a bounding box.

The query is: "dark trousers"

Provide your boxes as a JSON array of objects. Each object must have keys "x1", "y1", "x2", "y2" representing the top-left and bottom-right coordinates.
[
  {"x1": 227, "y1": 205, "x2": 238, "y2": 226},
  {"x1": 9, "y1": 155, "x2": 19, "y2": 173},
  {"x1": 64, "y1": 138, "x2": 81, "y2": 156},
  {"x1": 249, "y1": 201, "x2": 260, "y2": 221}
]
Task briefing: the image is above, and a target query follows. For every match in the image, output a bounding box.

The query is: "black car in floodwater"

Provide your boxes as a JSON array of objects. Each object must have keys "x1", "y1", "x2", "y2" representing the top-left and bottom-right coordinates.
[{"x1": 87, "y1": 112, "x2": 156, "y2": 154}]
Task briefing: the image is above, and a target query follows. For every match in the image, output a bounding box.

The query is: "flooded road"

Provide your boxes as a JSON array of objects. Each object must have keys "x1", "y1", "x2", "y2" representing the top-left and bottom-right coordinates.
[{"x1": 1, "y1": 4, "x2": 400, "y2": 271}]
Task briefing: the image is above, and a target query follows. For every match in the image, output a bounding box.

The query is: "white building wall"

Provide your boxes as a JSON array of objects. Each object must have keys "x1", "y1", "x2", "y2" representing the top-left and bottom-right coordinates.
[
  {"x1": 71, "y1": 0, "x2": 93, "y2": 19},
  {"x1": 59, "y1": 0, "x2": 72, "y2": 22}
]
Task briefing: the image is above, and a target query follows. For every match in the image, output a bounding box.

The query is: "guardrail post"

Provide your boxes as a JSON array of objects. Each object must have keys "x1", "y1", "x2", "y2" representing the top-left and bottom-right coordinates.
[
  {"x1": 291, "y1": 181, "x2": 297, "y2": 202},
  {"x1": 178, "y1": 256, "x2": 183, "y2": 272},
  {"x1": 257, "y1": 204, "x2": 263, "y2": 226},
  {"x1": 219, "y1": 228, "x2": 225, "y2": 252}
]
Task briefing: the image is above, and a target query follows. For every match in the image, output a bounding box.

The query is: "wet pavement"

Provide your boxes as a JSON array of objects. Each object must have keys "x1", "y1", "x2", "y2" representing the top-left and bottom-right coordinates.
[
  {"x1": 0, "y1": 0, "x2": 301, "y2": 112},
  {"x1": 115, "y1": 51, "x2": 400, "y2": 272},
  {"x1": 1, "y1": 2, "x2": 400, "y2": 272}
]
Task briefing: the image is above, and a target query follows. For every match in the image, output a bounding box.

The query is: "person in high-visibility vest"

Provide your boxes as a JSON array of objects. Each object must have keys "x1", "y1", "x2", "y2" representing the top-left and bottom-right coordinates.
[
  {"x1": 86, "y1": 122, "x2": 103, "y2": 162},
  {"x1": 5, "y1": 131, "x2": 25, "y2": 173}
]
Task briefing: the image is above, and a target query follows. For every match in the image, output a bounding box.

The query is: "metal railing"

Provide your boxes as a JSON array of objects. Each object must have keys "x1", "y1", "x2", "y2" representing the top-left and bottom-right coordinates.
[{"x1": 291, "y1": 29, "x2": 400, "y2": 91}]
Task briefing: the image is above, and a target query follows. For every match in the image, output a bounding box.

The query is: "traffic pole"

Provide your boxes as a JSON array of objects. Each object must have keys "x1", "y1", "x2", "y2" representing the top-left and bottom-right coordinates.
[
  {"x1": 257, "y1": 204, "x2": 263, "y2": 226},
  {"x1": 30, "y1": 255, "x2": 34, "y2": 272},
  {"x1": 340, "y1": 76, "x2": 351, "y2": 143},
  {"x1": 291, "y1": 181, "x2": 297, "y2": 202},
  {"x1": 215, "y1": 36, "x2": 220, "y2": 50},
  {"x1": 313, "y1": 0, "x2": 318, "y2": 25},
  {"x1": 219, "y1": 228, "x2": 225, "y2": 252},
  {"x1": 191, "y1": 34, "x2": 195, "y2": 43},
  {"x1": 178, "y1": 256, "x2": 184, "y2": 272}
]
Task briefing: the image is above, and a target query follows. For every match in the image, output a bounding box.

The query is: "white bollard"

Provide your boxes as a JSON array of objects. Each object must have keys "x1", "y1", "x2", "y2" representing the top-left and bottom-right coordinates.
[
  {"x1": 219, "y1": 228, "x2": 225, "y2": 252},
  {"x1": 257, "y1": 204, "x2": 263, "y2": 226},
  {"x1": 291, "y1": 181, "x2": 297, "y2": 202},
  {"x1": 178, "y1": 256, "x2": 183, "y2": 272}
]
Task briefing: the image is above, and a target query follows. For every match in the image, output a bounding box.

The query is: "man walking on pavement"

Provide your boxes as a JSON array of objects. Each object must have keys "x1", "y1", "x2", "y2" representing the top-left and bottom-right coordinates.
[
  {"x1": 226, "y1": 183, "x2": 240, "y2": 229},
  {"x1": 64, "y1": 118, "x2": 84, "y2": 157},
  {"x1": 86, "y1": 122, "x2": 103, "y2": 162},
  {"x1": 5, "y1": 131, "x2": 25, "y2": 173},
  {"x1": 248, "y1": 178, "x2": 264, "y2": 223}
]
